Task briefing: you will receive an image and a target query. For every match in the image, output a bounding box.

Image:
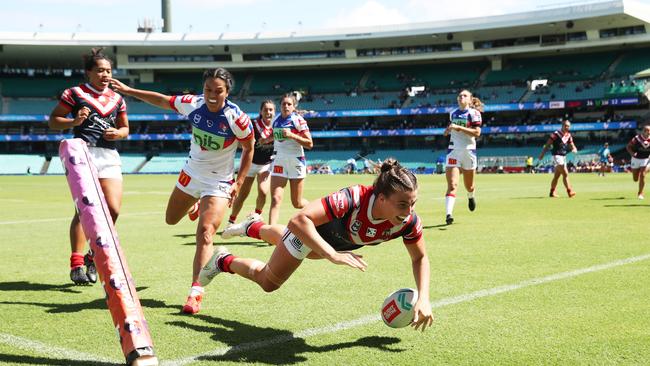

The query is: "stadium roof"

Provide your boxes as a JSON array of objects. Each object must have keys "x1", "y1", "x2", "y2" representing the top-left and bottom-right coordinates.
[{"x1": 1, "y1": 0, "x2": 649, "y2": 70}]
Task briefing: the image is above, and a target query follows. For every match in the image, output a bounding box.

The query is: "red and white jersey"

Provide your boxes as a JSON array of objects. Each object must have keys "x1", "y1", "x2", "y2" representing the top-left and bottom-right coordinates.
[
  {"x1": 251, "y1": 117, "x2": 274, "y2": 165},
  {"x1": 318, "y1": 185, "x2": 423, "y2": 251},
  {"x1": 448, "y1": 107, "x2": 482, "y2": 150},
  {"x1": 58, "y1": 83, "x2": 126, "y2": 149},
  {"x1": 170, "y1": 95, "x2": 253, "y2": 181},
  {"x1": 272, "y1": 112, "x2": 309, "y2": 158},
  {"x1": 629, "y1": 134, "x2": 650, "y2": 159}
]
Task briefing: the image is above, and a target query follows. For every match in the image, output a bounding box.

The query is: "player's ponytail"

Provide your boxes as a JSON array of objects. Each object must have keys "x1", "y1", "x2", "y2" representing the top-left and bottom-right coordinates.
[
  {"x1": 82, "y1": 47, "x2": 113, "y2": 71},
  {"x1": 471, "y1": 97, "x2": 484, "y2": 112},
  {"x1": 374, "y1": 158, "x2": 418, "y2": 197}
]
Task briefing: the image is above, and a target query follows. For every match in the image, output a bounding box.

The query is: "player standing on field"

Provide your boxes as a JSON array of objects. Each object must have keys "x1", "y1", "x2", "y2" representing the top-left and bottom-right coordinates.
[
  {"x1": 626, "y1": 124, "x2": 650, "y2": 199},
  {"x1": 267, "y1": 93, "x2": 313, "y2": 225},
  {"x1": 110, "y1": 68, "x2": 254, "y2": 314},
  {"x1": 443, "y1": 89, "x2": 483, "y2": 225},
  {"x1": 49, "y1": 48, "x2": 129, "y2": 285},
  {"x1": 538, "y1": 119, "x2": 577, "y2": 198}
]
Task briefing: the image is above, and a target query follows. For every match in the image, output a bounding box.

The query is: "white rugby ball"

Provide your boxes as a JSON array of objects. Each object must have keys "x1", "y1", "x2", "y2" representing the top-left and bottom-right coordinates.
[{"x1": 381, "y1": 288, "x2": 418, "y2": 328}]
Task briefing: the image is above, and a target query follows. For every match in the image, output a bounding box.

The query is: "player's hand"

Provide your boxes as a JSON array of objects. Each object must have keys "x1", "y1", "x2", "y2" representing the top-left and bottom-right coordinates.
[
  {"x1": 103, "y1": 128, "x2": 123, "y2": 140},
  {"x1": 73, "y1": 107, "x2": 90, "y2": 126},
  {"x1": 108, "y1": 78, "x2": 131, "y2": 94},
  {"x1": 228, "y1": 181, "x2": 242, "y2": 208},
  {"x1": 411, "y1": 299, "x2": 434, "y2": 332},
  {"x1": 327, "y1": 251, "x2": 368, "y2": 271},
  {"x1": 282, "y1": 128, "x2": 291, "y2": 139}
]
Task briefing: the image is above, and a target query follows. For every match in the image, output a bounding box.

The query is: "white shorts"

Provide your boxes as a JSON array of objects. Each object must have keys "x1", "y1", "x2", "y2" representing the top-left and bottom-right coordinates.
[
  {"x1": 281, "y1": 228, "x2": 312, "y2": 260},
  {"x1": 175, "y1": 169, "x2": 232, "y2": 199},
  {"x1": 88, "y1": 146, "x2": 122, "y2": 180},
  {"x1": 271, "y1": 156, "x2": 307, "y2": 179},
  {"x1": 631, "y1": 157, "x2": 649, "y2": 169},
  {"x1": 552, "y1": 155, "x2": 567, "y2": 166},
  {"x1": 446, "y1": 149, "x2": 477, "y2": 170},
  {"x1": 246, "y1": 162, "x2": 271, "y2": 178}
]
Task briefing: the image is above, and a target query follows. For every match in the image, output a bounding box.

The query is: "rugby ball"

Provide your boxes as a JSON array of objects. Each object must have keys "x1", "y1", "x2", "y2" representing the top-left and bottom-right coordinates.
[{"x1": 381, "y1": 288, "x2": 418, "y2": 328}]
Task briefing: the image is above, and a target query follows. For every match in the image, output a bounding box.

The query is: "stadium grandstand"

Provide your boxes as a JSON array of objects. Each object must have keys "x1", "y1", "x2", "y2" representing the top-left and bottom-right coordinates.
[{"x1": 1, "y1": 0, "x2": 649, "y2": 174}]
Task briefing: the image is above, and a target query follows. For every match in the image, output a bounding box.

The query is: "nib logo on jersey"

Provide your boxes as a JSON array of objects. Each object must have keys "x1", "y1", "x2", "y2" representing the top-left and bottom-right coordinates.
[{"x1": 192, "y1": 127, "x2": 225, "y2": 151}]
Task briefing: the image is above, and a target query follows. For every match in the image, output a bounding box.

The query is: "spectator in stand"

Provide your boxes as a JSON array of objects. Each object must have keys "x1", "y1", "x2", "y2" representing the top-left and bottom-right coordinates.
[{"x1": 626, "y1": 125, "x2": 650, "y2": 199}]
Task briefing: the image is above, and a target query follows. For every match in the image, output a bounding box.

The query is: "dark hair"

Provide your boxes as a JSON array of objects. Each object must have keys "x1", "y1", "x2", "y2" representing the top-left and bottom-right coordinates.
[
  {"x1": 83, "y1": 47, "x2": 113, "y2": 71},
  {"x1": 373, "y1": 158, "x2": 418, "y2": 197},
  {"x1": 203, "y1": 68, "x2": 234, "y2": 92},
  {"x1": 260, "y1": 99, "x2": 275, "y2": 111}
]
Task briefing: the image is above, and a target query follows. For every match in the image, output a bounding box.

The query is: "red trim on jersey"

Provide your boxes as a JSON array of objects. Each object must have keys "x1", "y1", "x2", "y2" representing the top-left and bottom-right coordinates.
[
  {"x1": 169, "y1": 95, "x2": 179, "y2": 112},
  {"x1": 236, "y1": 131, "x2": 254, "y2": 141}
]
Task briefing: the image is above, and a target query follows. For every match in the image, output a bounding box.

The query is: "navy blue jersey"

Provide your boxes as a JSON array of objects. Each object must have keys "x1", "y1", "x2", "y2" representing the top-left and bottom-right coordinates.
[
  {"x1": 251, "y1": 117, "x2": 274, "y2": 165},
  {"x1": 549, "y1": 130, "x2": 574, "y2": 156},
  {"x1": 58, "y1": 83, "x2": 126, "y2": 149},
  {"x1": 629, "y1": 134, "x2": 650, "y2": 159}
]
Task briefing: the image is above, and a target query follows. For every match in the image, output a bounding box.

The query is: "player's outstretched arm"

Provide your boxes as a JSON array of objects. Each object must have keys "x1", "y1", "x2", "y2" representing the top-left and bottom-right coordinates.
[
  {"x1": 287, "y1": 200, "x2": 367, "y2": 271},
  {"x1": 405, "y1": 238, "x2": 433, "y2": 331},
  {"x1": 109, "y1": 78, "x2": 174, "y2": 111}
]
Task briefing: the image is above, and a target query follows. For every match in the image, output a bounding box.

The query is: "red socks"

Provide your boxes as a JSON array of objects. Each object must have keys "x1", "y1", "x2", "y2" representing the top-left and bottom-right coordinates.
[
  {"x1": 228, "y1": 215, "x2": 237, "y2": 224},
  {"x1": 247, "y1": 221, "x2": 264, "y2": 239},
  {"x1": 70, "y1": 252, "x2": 84, "y2": 268},
  {"x1": 254, "y1": 209, "x2": 262, "y2": 215}
]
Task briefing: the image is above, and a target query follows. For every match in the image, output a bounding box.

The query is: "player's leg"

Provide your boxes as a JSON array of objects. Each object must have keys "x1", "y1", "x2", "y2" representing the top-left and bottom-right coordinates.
[
  {"x1": 255, "y1": 170, "x2": 271, "y2": 215},
  {"x1": 550, "y1": 164, "x2": 562, "y2": 197},
  {"x1": 69, "y1": 213, "x2": 89, "y2": 284},
  {"x1": 165, "y1": 187, "x2": 198, "y2": 225},
  {"x1": 462, "y1": 168, "x2": 476, "y2": 211},
  {"x1": 445, "y1": 166, "x2": 459, "y2": 224},
  {"x1": 638, "y1": 166, "x2": 647, "y2": 199},
  {"x1": 228, "y1": 176, "x2": 255, "y2": 224},
  {"x1": 269, "y1": 175, "x2": 288, "y2": 225},
  {"x1": 183, "y1": 195, "x2": 228, "y2": 314},
  {"x1": 632, "y1": 168, "x2": 640, "y2": 182},
  {"x1": 289, "y1": 178, "x2": 309, "y2": 209},
  {"x1": 559, "y1": 166, "x2": 575, "y2": 197}
]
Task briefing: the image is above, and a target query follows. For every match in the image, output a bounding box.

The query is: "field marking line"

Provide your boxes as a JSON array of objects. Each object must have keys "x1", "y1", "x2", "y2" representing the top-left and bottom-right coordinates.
[
  {"x1": 1, "y1": 254, "x2": 646, "y2": 364},
  {"x1": 0, "y1": 333, "x2": 119, "y2": 363},
  {"x1": 0, "y1": 211, "x2": 162, "y2": 225},
  {"x1": 163, "y1": 253, "x2": 650, "y2": 366}
]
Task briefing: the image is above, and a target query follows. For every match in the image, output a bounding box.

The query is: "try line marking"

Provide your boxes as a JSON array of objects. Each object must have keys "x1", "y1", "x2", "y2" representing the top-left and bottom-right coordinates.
[
  {"x1": 162, "y1": 253, "x2": 650, "y2": 366},
  {"x1": 1, "y1": 253, "x2": 648, "y2": 365}
]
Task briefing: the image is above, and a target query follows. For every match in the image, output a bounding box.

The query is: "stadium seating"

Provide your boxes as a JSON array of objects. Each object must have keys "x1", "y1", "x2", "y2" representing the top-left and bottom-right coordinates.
[{"x1": 611, "y1": 48, "x2": 650, "y2": 77}]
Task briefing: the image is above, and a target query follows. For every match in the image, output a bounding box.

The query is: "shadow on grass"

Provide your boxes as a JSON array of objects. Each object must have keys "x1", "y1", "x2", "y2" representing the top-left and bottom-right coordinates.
[
  {"x1": 0, "y1": 284, "x2": 177, "y2": 314},
  {"x1": 423, "y1": 224, "x2": 449, "y2": 230},
  {"x1": 0, "y1": 354, "x2": 119, "y2": 365},
  {"x1": 181, "y1": 240, "x2": 270, "y2": 247},
  {"x1": 168, "y1": 314, "x2": 404, "y2": 364},
  {"x1": 510, "y1": 196, "x2": 547, "y2": 200},
  {"x1": 0, "y1": 281, "x2": 82, "y2": 294},
  {"x1": 590, "y1": 197, "x2": 626, "y2": 201}
]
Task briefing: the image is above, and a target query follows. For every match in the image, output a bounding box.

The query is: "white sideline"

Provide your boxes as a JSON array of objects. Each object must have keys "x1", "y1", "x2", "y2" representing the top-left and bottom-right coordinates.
[
  {"x1": 0, "y1": 333, "x2": 118, "y2": 363},
  {"x1": 162, "y1": 253, "x2": 650, "y2": 366},
  {"x1": 1, "y1": 253, "x2": 648, "y2": 365},
  {"x1": 0, "y1": 211, "x2": 162, "y2": 225}
]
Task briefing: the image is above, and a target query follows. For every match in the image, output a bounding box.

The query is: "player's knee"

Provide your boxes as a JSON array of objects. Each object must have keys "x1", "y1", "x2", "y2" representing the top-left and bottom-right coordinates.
[
  {"x1": 165, "y1": 213, "x2": 179, "y2": 225},
  {"x1": 260, "y1": 281, "x2": 281, "y2": 293},
  {"x1": 291, "y1": 198, "x2": 304, "y2": 208}
]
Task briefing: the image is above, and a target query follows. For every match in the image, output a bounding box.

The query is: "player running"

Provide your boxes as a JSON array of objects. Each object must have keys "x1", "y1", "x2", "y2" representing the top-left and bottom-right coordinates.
[
  {"x1": 202, "y1": 158, "x2": 433, "y2": 331},
  {"x1": 626, "y1": 124, "x2": 650, "y2": 199},
  {"x1": 49, "y1": 48, "x2": 129, "y2": 285},
  {"x1": 597, "y1": 142, "x2": 612, "y2": 177},
  {"x1": 224, "y1": 100, "x2": 276, "y2": 228},
  {"x1": 443, "y1": 90, "x2": 483, "y2": 225},
  {"x1": 110, "y1": 68, "x2": 254, "y2": 314},
  {"x1": 268, "y1": 93, "x2": 313, "y2": 225},
  {"x1": 538, "y1": 119, "x2": 578, "y2": 198}
]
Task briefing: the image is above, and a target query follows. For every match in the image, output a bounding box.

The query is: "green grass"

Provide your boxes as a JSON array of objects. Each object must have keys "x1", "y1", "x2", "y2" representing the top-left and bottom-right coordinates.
[{"x1": 0, "y1": 173, "x2": 648, "y2": 365}]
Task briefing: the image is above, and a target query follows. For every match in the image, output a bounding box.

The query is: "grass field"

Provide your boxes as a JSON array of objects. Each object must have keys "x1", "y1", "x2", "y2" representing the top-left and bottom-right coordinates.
[{"x1": 0, "y1": 173, "x2": 648, "y2": 365}]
